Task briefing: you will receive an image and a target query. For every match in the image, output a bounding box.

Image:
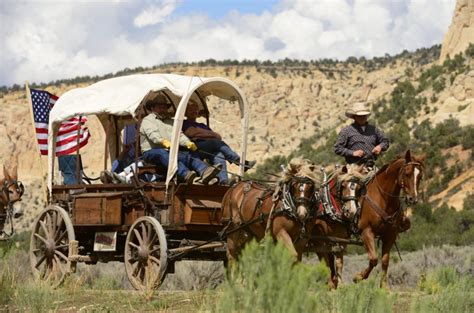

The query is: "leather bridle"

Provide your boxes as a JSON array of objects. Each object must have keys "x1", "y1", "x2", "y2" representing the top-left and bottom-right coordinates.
[{"x1": 1, "y1": 179, "x2": 24, "y2": 206}]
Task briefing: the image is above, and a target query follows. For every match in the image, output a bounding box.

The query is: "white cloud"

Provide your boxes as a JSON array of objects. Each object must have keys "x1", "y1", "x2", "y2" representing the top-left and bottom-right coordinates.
[
  {"x1": 133, "y1": 0, "x2": 179, "y2": 28},
  {"x1": 0, "y1": 0, "x2": 457, "y2": 86}
]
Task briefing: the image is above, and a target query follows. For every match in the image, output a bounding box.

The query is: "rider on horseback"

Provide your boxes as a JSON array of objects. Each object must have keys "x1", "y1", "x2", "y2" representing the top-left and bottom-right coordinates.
[
  {"x1": 334, "y1": 101, "x2": 389, "y2": 173},
  {"x1": 334, "y1": 101, "x2": 410, "y2": 232}
]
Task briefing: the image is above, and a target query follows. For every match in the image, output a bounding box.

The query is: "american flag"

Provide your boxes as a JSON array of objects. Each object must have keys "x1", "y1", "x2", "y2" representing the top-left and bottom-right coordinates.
[{"x1": 30, "y1": 89, "x2": 90, "y2": 156}]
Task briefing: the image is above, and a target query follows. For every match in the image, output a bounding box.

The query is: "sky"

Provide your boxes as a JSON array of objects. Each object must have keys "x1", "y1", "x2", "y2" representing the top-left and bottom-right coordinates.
[{"x1": 0, "y1": 0, "x2": 456, "y2": 87}]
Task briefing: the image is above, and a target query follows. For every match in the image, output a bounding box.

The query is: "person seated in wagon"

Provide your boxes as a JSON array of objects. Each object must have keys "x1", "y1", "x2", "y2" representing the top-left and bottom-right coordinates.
[
  {"x1": 182, "y1": 99, "x2": 256, "y2": 185},
  {"x1": 334, "y1": 101, "x2": 389, "y2": 174},
  {"x1": 140, "y1": 94, "x2": 221, "y2": 185}
]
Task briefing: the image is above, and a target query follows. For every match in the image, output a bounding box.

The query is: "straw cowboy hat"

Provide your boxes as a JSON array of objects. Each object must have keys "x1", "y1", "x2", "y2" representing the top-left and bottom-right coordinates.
[
  {"x1": 145, "y1": 93, "x2": 171, "y2": 110},
  {"x1": 345, "y1": 101, "x2": 372, "y2": 118}
]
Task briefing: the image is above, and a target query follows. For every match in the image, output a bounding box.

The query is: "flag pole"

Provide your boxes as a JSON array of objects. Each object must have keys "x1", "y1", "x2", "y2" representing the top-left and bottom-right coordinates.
[{"x1": 25, "y1": 82, "x2": 49, "y2": 205}]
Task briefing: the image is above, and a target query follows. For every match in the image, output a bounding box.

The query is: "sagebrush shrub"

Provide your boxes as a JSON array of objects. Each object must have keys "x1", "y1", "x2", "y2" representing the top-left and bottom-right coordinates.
[{"x1": 216, "y1": 238, "x2": 329, "y2": 313}]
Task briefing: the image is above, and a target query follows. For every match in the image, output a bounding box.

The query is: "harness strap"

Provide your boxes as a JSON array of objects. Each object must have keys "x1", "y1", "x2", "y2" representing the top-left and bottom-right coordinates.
[
  {"x1": 265, "y1": 185, "x2": 282, "y2": 233},
  {"x1": 237, "y1": 181, "x2": 273, "y2": 229},
  {"x1": 361, "y1": 194, "x2": 401, "y2": 225}
]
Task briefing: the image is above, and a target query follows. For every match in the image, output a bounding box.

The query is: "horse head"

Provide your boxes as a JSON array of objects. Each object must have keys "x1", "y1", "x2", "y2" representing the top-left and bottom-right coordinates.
[
  {"x1": 333, "y1": 164, "x2": 365, "y2": 219},
  {"x1": 398, "y1": 150, "x2": 425, "y2": 205},
  {"x1": 285, "y1": 175, "x2": 318, "y2": 223},
  {"x1": 1, "y1": 164, "x2": 24, "y2": 207}
]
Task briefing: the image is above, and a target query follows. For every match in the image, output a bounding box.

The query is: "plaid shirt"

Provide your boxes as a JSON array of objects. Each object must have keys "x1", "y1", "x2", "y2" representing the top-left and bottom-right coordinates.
[{"x1": 334, "y1": 123, "x2": 389, "y2": 164}]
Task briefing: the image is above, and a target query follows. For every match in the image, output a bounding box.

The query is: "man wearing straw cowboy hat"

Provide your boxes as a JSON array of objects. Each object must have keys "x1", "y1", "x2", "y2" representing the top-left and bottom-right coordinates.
[
  {"x1": 334, "y1": 101, "x2": 389, "y2": 168},
  {"x1": 140, "y1": 94, "x2": 221, "y2": 185},
  {"x1": 334, "y1": 101, "x2": 413, "y2": 233}
]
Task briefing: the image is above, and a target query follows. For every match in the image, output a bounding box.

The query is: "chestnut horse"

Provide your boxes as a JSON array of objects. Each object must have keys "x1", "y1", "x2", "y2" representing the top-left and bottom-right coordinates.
[
  {"x1": 312, "y1": 165, "x2": 365, "y2": 288},
  {"x1": 354, "y1": 150, "x2": 425, "y2": 287},
  {"x1": 0, "y1": 165, "x2": 24, "y2": 238},
  {"x1": 223, "y1": 173, "x2": 319, "y2": 263}
]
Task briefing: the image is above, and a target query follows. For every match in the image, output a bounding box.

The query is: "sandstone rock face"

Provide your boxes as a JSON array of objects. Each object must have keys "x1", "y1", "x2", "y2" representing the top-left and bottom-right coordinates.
[{"x1": 440, "y1": 0, "x2": 474, "y2": 63}]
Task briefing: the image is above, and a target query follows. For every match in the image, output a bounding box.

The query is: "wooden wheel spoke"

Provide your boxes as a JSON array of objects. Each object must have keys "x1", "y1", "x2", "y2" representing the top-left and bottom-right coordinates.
[
  {"x1": 132, "y1": 261, "x2": 142, "y2": 277},
  {"x1": 149, "y1": 255, "x2": 161, "y2": 266},
  {"x1": 55, "y1": 230, "x2": 68, "y2": 245},
  {"x1": 140, "y1": 223, "x2": 148, "y2": 245},
  {"x1": 54, "y1": 218, "x2": 65, "y2": 239},
  {"x1": 35, "y1": 255, "x2": 47, "y2": 269},
  {"x1": 133, "y1": 229, "x2": 144, "y2": 246},
  {"x1": 40, "y1": 260, "x2": 51, "y2": 279},
  {"x1": 46, "y1": 212, "x2": 53, "y2": 235},
  {"x1": 138, "y1": 266, "x2": 145, "y2": 281},
  {"x1": 149, "y1": 233, "x2": 157, "y2": 247},
  {"x1": 39, "y1": 220, "x2": 50, "y2": 238},
  {"x1": 54, "y1": 250, "x2": 68, "y2": 262},
  {"x1": 128, "y1": 241, "x2": 139, "y2": 250},
  {"x1": 55, "y1": 244, "x2": 69, "y2": 250},
  {"x1": 48, "y1": 258, "x2": 58, "y2": 281},
  {"x1": 150, "y1": 246, "x2": 161, "y2": 254},
  {"x1": 53, "y1": 255, "x2": 67, "y2": 275},
  {"x1": 51, "y1": 211, "x2": 57, "y2": 233},
  {"x1": 127, "y1": 256, "x2": 138, "y2": 265},
  {"x1": 147, "y1": 223, "x2": 153, "y2": 243},
  {"x1": 34, "y1": 232, "x2": 48, "y2": 245}
]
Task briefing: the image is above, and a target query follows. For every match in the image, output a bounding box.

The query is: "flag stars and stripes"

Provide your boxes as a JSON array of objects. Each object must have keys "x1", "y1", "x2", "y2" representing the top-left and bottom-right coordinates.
[{"x1": 30, "y1": 88, "x2": 90, "y2": 156}]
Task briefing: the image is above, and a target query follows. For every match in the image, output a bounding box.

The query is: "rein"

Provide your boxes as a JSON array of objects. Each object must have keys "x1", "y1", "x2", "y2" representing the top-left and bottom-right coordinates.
[{"x1": 361, "y1": 194, "x2": 402, "y2": 225}]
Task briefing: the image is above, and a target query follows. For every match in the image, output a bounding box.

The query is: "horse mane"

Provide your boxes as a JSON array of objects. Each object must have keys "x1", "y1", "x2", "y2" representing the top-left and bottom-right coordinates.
[
  {"x1": 281, "y1": 158, "x2": 321, "y2": 185},
  {"x1": 338, "y1": 164, "x2": 365, "y2": 182},
  {"x1": 375, "y1": 155, "x2": 406, "y2": 176}
]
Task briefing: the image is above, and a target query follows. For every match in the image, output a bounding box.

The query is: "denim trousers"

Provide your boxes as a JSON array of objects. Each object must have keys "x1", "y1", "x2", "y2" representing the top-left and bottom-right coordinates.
[
  {"x1": 143, "y1": 148, "x2": 208, "y2": 180},
  {"x1": 195, "y1": 139, "x2": 241, "y2": 184},
  {"x1": 195, "y1": 139, "x2": 240, "y2": 163}
]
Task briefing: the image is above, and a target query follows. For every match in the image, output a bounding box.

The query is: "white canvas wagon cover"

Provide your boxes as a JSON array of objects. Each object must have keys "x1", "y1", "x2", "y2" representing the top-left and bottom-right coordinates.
[{"x1": 47, "y1": 73, "x2": 249, "y2": 192}]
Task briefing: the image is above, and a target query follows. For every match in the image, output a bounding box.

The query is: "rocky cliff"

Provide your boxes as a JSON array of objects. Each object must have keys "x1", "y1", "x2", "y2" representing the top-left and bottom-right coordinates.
[{"x1": 440, "y1": 0, "x2": 474, "y2": 63}]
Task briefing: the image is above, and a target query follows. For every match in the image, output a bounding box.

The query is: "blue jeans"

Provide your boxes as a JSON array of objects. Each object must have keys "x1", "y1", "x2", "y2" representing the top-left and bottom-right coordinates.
[
  {"x1": 211, "y1": 152, "x2": 228, "y2": 184},
  {"x1": 195, "y1": 139, "x2": 240, "y2": 184},
  {"x1": 143, "y1": 148, "x2": 208, "y2": 180},
  {"x1": 195, "y1": 139, "x2": 240, "y2": 163},
  {"x1": 58, "y1": 155, "x2": 81, "y2": 185}
]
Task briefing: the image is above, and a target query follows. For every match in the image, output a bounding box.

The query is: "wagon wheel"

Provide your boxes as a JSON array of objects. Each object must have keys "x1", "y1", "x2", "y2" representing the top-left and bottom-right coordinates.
[
  {"x1": 29, "y1": 205, "x2": 75, "y2": 288},
  {"x1": 124, "y1": 216, "x2": 168, "y2": 291}
]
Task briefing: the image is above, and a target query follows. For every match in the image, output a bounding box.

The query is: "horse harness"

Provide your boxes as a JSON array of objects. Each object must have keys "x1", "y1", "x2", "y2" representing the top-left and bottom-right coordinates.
[
  {"x1": 268, "y1": 177, "x2": 318, "y2": 240},
  {"x1": 231, "y1": 178, "x2": 317, "y2": 242},
  {"x1": 0, "y1": 178, "x2": 24, "y2": 239},
  {"x1": 320, "y1": 175, "x2": 365, "y2": 234},
  {"x1": 237, "y1": 181, "x2": 273, "y2": 223},
  {"x1": 1, "y1": 178, "x2": 24, "y2": 206},
  {"x1": 279, "y1": 177, "x2": 317, "y2": 221}
]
